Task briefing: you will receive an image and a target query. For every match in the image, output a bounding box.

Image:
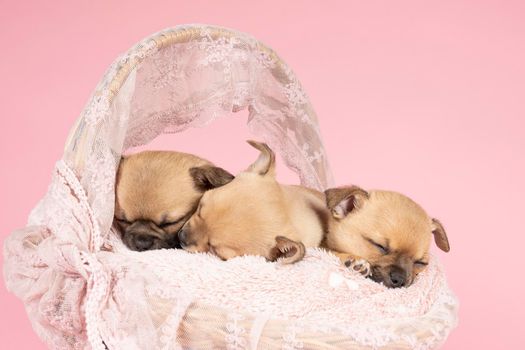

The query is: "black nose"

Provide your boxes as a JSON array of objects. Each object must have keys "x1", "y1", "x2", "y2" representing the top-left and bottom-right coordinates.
[
  {"x1": 134, "y1": 234, "x2": 154, "y2": 251},
  {"x1": 178, "y1": 229, "x2": 188, "y2": 245},
  {"x1": 389, "y1": 269, "x2": 406, "y2": 288}
]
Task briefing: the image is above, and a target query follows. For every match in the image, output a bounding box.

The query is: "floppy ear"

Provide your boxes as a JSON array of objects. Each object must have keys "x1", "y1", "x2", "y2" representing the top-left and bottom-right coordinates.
[
  {"x1": 268, "y1": 236, "x2": 305, "y2": 264},
  {"x1": 245, "y1": 140, "x2": 276, "y2": 176},
  {"x1": 431, "y1": 218, "x2": 450, "y2": 252},
  {"x1": 324, "y1": 186, "x2": 369, "y2": 219},
  {"x1": 190, "y1": 166, "x2": 234, "y2": 191}
]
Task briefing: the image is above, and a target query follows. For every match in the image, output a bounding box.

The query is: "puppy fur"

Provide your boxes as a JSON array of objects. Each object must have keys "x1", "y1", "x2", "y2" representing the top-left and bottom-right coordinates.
[
  {"x1": 323, "y1": 186, "x2": 450, "y2": 288},
  {"x1": 178, "y1": 141, "x2": 327, "y2": 263},
  {"x1": 114, "y1": 151, "x2": 234, "y2": 251}
]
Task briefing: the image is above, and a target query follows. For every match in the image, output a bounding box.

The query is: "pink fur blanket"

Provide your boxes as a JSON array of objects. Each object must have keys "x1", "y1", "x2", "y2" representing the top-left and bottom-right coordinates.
[
  {"x1": 4, "y1": 211, "x2": 458, "y2": 349},
  {"x1": 3, "y1": 161, "x2": 458, "y2": 349}
]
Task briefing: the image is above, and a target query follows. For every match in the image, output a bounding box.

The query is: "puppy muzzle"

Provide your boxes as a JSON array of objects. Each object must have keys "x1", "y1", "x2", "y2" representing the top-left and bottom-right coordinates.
[
  {"x1": 371, "y1": 265, "x2": 410, "y2": 288},
  {"x1": 123, "y1": 220, "x2": 181, "y2": 251},
  {"x1": 388, "y1": 267, "x2": 407, "y2": 288}
]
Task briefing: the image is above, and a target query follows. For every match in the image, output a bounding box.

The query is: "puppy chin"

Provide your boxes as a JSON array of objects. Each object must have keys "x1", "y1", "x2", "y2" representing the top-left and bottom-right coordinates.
[
  {"x1": 181, "y1": 245, "x2": 206, "y2": 254},
  {"x1": 178, "y1": 239, "x2": 208, "y2": 253},
  {"x1": 369, "y1": 271, "x2": 395, "y2": 288}
]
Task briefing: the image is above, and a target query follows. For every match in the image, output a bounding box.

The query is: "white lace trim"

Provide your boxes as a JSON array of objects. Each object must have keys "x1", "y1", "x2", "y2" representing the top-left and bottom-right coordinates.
[{"x1": 57, "y1": 161, "x2": 107, "y2": 350}]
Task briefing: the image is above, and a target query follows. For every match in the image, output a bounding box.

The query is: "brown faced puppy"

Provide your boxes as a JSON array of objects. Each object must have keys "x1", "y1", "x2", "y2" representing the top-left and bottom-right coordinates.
[
  {"x1": 178, "y1": 141, "x2": 327, "y2": 263},
  {"x1": 114, "y1": 151, "x2": 234, "y2": 251},
  {"x1": 323, "y1": 186, "x2": 450, "y2": 288}
]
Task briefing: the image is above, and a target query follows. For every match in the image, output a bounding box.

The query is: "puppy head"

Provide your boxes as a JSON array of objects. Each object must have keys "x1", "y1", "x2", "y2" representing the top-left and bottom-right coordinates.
[
  {"x1": 178, "y1": 141, "x2": 304, "y2": 263},
  {"x1": 325, "y1": 186, "x2": 450, "y2": 288},
  {"x1": 114, "y1": 151, "x2": 233, "y2": 251}
]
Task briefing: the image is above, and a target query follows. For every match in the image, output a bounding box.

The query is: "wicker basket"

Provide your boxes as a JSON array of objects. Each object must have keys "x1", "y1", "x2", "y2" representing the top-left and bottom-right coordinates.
[{"x1": 3, "y1": 25, "x2": 458, "y2": 350}]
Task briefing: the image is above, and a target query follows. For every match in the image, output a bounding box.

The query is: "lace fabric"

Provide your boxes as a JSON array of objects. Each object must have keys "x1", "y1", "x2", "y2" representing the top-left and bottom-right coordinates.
[
  {"x1": 3, "y1": 25, "x2": 458, "y2": 349},
  {"x1": 60, "y1": 25, "x2": 334, "y2": 243}
]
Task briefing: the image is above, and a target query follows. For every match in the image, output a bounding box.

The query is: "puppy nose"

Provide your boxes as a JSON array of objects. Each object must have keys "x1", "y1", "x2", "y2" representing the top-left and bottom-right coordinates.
[
  {"x1": 178, "y1": 229, "x2": 188, "y2": 245},
  {"x1": 134, "y1": 234, "x2": 154, "y2": 251},
  {"x1": 389, "y1": 269, "x2": 406, "y2": 288}
]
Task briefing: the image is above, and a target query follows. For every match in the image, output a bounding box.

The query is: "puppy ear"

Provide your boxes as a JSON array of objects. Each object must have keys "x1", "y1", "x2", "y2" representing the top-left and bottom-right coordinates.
[
  {"x1": 324, "y1": 186, "x2": 369, "y2": 219},
  {"x1": 245, "y1": 140, "x2": 276, "y2": 176},
  {"x1": 268, "y1": 236, "x2": 305, "y2": 264},
  {"x1": 431, "y1": 218, "x2": 450, "y2": 252},
  {"x1": 190, "y1": 166, "x2": 234, "y2": 191}
]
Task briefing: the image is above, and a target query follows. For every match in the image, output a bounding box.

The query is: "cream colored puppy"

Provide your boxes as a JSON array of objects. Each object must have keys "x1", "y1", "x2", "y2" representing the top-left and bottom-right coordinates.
[
  {"x1": 178, "y1": 141, "x2": 327, "y2": 263},
  {"x1": 115, "y1": 151, "x2": 234, "y2": 251},
  {"x1": 323, "y1": 186, "x2": 450, "y2": 288}
]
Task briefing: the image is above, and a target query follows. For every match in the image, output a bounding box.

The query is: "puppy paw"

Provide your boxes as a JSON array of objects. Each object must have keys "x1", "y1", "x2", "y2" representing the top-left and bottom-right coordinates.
[
  {"x1": 268, "y1": 236, "x2": 305, "y2": 264},
  {"x1": 344, "y1": 258, "x2": 372, "y2": 277}
]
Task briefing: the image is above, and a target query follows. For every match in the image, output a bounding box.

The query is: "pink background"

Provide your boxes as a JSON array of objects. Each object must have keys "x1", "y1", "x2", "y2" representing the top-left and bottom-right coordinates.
[{"x1": 1, "y1": 1, "x2": 524, "y2": 348}]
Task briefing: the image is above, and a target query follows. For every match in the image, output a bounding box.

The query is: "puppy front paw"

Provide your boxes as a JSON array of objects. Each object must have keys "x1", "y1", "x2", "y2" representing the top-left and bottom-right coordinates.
[{"x1": 344, "y1": 258, "x2": 372, "y2": 277}]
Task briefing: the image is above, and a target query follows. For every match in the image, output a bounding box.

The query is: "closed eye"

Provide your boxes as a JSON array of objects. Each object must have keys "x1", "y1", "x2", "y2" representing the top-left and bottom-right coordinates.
[
  {"x1": 414, "y1": 260, "x2": 428, "y2": 266},
  {"x1": 365, "y1": 237, "x2": 389, "y2": 254},
  {"x1": 158, "y1": 218, "x2": 183, "y2": 228}
]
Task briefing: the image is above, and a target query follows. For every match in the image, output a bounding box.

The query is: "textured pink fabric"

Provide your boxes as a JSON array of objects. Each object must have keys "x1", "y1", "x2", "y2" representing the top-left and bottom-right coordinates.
[{"x1": 3, "y1": 25, "x2": 458, "y2": 349}]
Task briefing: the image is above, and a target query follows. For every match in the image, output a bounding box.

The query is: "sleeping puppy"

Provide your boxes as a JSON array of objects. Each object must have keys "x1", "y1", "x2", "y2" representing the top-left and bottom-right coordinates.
[
  {"x1": 323, "y1": 186, "x2": 450, "y2": 288},
  {"x1": 114, "y1": 151, "x2": 234, "y2": 251},
  {"x1": 177, "y1": 141, "x2": 327, "y2": 263}
]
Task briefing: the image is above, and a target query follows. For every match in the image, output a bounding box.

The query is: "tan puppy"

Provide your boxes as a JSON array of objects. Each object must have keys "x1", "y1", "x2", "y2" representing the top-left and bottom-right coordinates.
[
  {"x1": 178, "y1": 141, "x2": 327, "y2": 263},
  {"x1": 323, "y1": 186, "x2": 450, "y2": 288},
  {"x1": 114, "y1": 151, "x2": 234, "y2": 251}
]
